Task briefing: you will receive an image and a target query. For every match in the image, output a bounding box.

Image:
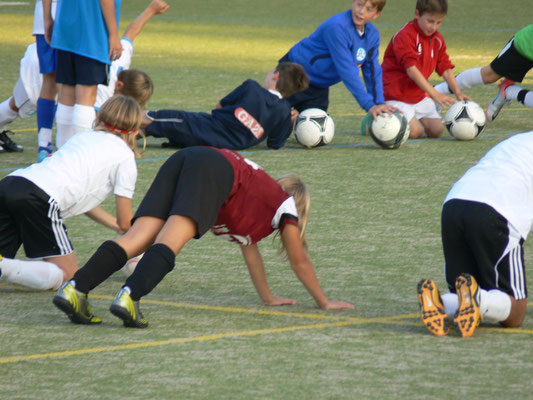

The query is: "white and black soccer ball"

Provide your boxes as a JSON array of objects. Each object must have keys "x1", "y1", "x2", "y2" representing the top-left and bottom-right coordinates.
[
  {"x1": 293, "y1": 108, "x2": 335, "y2": 148},
  {"x1": 444, "y1": 100, "x2": 486, "y2": 141},
  {"x1": 368, "y1": 111, "x2": 410, "y2": 149}
]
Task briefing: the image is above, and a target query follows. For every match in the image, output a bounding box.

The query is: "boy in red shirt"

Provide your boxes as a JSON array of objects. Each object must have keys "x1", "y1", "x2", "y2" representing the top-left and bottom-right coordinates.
[{"x1": 381, "y1": 0, "x2": 469, "y2": 139}]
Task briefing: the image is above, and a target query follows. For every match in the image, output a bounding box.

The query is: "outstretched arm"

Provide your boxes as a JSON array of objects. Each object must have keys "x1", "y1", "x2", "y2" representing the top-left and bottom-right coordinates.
[
  {"x1": 122, "y1": 0, "x2": 170, "y2": 42},
  {"x1": 282, "y1": 224, "x2": 354, "y2": 310},
  {"x1": 406, "y1": 65, "x2": 457, "y2": 108},
  {"x1": 441, "y1": 69, "x2": 471, "y2": 101},
  {"x1": 84, "y1": 196, "x2": 132, "y2": 234},
  {"x1": 240, "y1": 244, "x2": 298, "y2": 306}
]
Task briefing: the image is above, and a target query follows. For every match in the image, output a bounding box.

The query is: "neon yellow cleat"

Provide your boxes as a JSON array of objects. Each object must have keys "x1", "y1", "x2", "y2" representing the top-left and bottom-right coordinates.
[
  {"x1": 53, "y1": 281, "x2": 102, "y2": 325},
  {"x1": 110, "y1": 287, "x2": 148, "y2": 328}
]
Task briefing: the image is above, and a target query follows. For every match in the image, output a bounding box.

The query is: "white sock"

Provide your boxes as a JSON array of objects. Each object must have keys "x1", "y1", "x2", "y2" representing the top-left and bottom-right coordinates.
[
  {"x1": 433, "y1": 81, "x2": 451, "y2": 94},
  {"x1": 0, "y1": 257, "x2": 64, "y2": 291},
  {"x1": 72, "y1": 104, "x2": 96, "y2": 134},
  {"x1": 55, "y1": 102, "x2": 74, "y2": 148},
  {"x1": 478, "y1": 288, "x2": 512, "y2": 323},
  {"x1": 38, "y1": 128, "x2": 53, "y2": 148},
  {"x1": 522, "y1": 91, "x2": 533, "y2": 108},
  {"x1": 504, "y1": 85, "x2": 521, "y2": 101},
  {"x1": 441, "y1": 292, "x2": 459, "y2": 317},
  {"x1": 0, "y1": 97, "x2": 18, "y2": 132},
  {"x1": 455, "y1": 67, "x2": 484, "y2": 90},
  {"x1": 505, "y1": 86, "x2": 533, "y2": 108},
  {"x1": 436, "y1": 67, "x2": 485, "y2": 94}
]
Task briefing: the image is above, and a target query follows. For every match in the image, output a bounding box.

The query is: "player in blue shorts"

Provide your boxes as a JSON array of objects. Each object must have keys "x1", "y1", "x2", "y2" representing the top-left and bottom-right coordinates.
[
  {"x1": 279, "y1": 0, "x2": 396, "y2": 119},
  {"x1": 0, "y1": 0, "x2": 167, "y2": 160},
  {"x1": 142, "y1": 62, "x2": 309, "y2": 150},
  {"x1": 36, "y1": 0, "x2": 59, "y2": 160},
  {"x1": 51, "y1": 0, "x2": 123, "y2": 148}
]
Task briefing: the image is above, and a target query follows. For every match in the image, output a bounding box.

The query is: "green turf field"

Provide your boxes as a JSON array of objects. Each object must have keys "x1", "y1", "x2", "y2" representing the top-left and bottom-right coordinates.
[{"x1": 1, "y1": 1, "x2": 532, "y2": 398}]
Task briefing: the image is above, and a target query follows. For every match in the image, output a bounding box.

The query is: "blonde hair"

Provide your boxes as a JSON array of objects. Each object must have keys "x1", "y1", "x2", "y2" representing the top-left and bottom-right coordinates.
[
  {"x1": 94, "y1": 94, "x2": 143, "y2": 158},
  {"x1": 276, "y1": 174, "x2": 311, "y2": 254},
  {"x1": 117, "y1": 69, "x2": 154, "y2": 109}
]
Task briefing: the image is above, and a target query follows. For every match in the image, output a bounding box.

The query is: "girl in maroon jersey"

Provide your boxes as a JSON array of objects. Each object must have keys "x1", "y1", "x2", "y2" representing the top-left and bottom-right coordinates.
[{"x1": 53, "y1": 146, "x2": 354, "y2": 328}]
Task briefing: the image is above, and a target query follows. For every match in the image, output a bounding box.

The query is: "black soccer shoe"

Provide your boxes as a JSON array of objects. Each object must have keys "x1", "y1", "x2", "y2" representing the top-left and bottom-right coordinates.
[{"x1": 0, "y1": 130, "x2": 23, "y2": 152}]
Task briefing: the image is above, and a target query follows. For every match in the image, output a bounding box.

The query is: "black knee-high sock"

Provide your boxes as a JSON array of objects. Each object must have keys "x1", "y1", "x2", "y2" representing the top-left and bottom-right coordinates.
[
  {"x1": 73, "y1": 240, "x2": 128, "y2": 293},
  {"x1": 125, "y1": 243, "x2": 176, "y2": 301}
]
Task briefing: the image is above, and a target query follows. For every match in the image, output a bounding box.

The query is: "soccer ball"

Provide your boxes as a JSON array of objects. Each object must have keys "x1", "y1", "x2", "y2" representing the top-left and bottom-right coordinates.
[
  {"x1": 293, "y1": 108, "x2": 335, "y2": 148},
  {"x1": 367, "y1": 111, "x2": 410, "y2": 149},
  {"x1": 120, "y1": 254, "x2": 144, "y2": 277},
  {"x1": 444, "y1": 100, "x2": 486, "y2": 141}
]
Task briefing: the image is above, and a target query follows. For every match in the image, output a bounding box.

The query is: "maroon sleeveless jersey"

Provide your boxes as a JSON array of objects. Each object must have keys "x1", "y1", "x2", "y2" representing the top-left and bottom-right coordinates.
[{"x1": 211, "y1": 148, "x2": 298, "y2": 245}]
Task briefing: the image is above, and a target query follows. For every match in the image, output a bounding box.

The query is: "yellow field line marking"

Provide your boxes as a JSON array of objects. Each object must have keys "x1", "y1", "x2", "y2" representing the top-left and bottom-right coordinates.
[
  {"x1": 0, "y1": 320, "x2": 353, "y2": 364},
  {"x1": 1, "y1": 293, "x2": 533, "y2": 363},
  {"x1": 2, "y1": 311, "x2": 533, "y2": 364},
  {"x1": 91, "y1": 294, "x2": 351, "y2": 321}
]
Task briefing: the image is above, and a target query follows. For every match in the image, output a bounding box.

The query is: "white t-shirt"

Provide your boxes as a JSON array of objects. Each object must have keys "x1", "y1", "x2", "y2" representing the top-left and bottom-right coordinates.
[
  {"x1": 445, "y1": 131, "x2": 533, "y2": 239},
  {"x1": 10, "y1": 131, "x2": 137, "y2": 218},
  {"x1": 33, "y1": 0, "x2": 57, "y2": 36},
  {"x1": 95, "y1": 38, "x2": 134, "y2": 109}
]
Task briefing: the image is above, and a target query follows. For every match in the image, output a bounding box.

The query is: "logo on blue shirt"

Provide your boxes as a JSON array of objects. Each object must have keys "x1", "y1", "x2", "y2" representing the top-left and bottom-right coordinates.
[{"x1": 356, "y1": 48, "x2": 367, "y2": 62}]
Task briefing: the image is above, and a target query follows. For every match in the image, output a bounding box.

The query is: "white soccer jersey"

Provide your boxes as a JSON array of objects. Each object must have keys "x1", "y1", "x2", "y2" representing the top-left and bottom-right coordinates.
[
  {"x1": 445, "y1": 131, "x2": 533, "y2": 239},
  {"x1": 32, "y1": 0, "x2": 57, "y2": 36},
  {"x1": 10, "y1": 131, "x2": 137, "y2": 218},
  {"x1": 95, "y1": 38, "x2": 134, "y2": 109},
  {"x1": 17, "y1": 43, "x2": 42, "y2": 113}
]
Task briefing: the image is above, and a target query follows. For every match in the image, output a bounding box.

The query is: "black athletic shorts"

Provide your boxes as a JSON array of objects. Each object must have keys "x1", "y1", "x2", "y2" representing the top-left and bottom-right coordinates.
[
  {"x1": 0, "y1": 176, "x2": 73, "y2": 258},
  {"x1": 490, "y1": 38, "x2": 533, "y2": 83},
  {"x1": 56, "y1": 50, "x2": 109, "y2": 86},
  {"x1": 133, "y1": 147, "x2": 234, "y2": 239},
  {"x1": 441, "y1": 199, "x2": 527, "y2": 300}
]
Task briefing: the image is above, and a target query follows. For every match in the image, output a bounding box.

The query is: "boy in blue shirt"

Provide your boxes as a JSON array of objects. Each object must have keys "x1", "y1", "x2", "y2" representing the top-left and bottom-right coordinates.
[
  {"x1": 142, "y1": 62, "x2": 309, "y2": 150},
  {"x1": 280, "y1": 0, "x2": 395, "y2": 119}
]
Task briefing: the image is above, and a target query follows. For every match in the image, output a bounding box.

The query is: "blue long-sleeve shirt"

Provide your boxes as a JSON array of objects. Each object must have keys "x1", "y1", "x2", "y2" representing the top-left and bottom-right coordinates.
[{"x1": 288, "y1": 10, "x2": 384, "y2": 111}]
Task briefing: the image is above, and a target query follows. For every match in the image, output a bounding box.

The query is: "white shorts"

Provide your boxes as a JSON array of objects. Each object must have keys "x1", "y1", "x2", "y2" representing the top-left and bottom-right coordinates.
[
  {"x1": 13, "y1": 78, "x2": 36, "y2": 119},
  {"x1": 386, "y1": 97, "x2": 441, "y2": 122}
]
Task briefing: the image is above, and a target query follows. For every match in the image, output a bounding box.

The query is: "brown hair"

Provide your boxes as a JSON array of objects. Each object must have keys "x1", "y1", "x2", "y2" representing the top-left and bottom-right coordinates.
[
  {"x1": 275, "y1": 62, "x2": 310, "y2": 99},
  {"x1": 276, "y1": 174, "x2": 311, "y2": 254},
  {"x1": 416, "y1": 0, "x2": 447, "y2": 15},
  {"x1": 367, "y1": 0, "x2": 387, "y2": 13},
  {"x1": 117, "y1": 69, "x2": 154, "y2": 109},
  {"x1": 94, "y1": 94, "x2": 143, "y2": 158}
]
